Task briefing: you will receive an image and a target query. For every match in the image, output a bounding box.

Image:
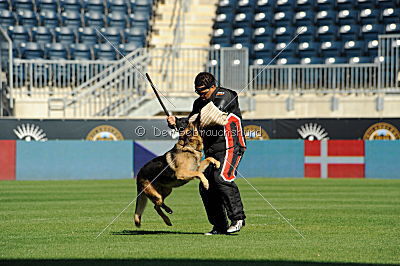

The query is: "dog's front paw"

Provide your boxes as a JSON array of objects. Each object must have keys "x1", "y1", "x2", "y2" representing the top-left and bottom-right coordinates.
[
  {"x1": 213, "y1": 160, "x2": 221, "y2": 169},
  {"x1": 202, "y1": 179, "x2": 209, "y2": 190}
]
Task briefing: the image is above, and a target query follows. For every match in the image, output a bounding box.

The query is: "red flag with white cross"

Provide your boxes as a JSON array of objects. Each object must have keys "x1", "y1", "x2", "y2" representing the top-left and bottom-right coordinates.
[{"x1": 304, "y1": 140, "x2": 365, "y2": 178}]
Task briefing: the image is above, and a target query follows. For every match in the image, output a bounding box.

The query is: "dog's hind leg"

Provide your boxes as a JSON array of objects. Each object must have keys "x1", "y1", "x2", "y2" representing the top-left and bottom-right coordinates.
[
  {"x1": 159, "y1": 187, "x2": 173, "y2": 214},
  {"x1": 134, "y1": 192, "x2": 148, "y2": 227},
  {"x1": 154, "y1": 205, "x2": 172, "y2": 226},
  {"x1": 142, "y1": 182, "x2": 173, "y2": 226}
]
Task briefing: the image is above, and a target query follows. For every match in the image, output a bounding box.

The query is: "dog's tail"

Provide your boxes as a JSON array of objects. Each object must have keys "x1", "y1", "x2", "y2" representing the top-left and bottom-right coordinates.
[{"x1": 134, "y1": 190, "x2": 148, "y2": 227}]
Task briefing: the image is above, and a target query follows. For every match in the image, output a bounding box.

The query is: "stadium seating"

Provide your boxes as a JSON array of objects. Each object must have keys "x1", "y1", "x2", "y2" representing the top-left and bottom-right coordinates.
[
  {"x1": 94, "y1": 43, "x2": 117, "y2": 60},
  {"x1": 211, "y1": 0, "x2": 400, "y2": 65},
  {"x1": 1, "y1": 0, "x2": 154, "y2": 59}
]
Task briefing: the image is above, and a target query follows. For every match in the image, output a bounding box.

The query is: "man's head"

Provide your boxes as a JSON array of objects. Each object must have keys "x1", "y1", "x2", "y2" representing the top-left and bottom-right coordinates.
[{"x1": 194, "y1": 72, "x2": 217, "y2": 99}]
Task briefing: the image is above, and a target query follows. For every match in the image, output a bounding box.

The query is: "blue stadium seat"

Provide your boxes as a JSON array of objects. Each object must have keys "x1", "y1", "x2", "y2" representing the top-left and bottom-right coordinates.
[
  {"x1": 297, "y1": 25, "x2": 317, "y2": 42},
  {"x1": 320, "y1": 41, "x2": 343, "y2": 57},
  {"x1": 237, "y1": 0, "x2": 256, "y2": 12},
  {"x1": 119, "y1": 42, "x2": 141, "y2": 56},
  {"x1": 366, "y1": 39, "x2": 378, "y2": 57},
  {"x1": 255, "y1": 0, "x2": 275, "y2": 12},
  {"x1": 0, "y1": 10, "x2": 16, "y2": 27},
  {"x1": 39, "y1": 10, "x2": 60, "y2": 27},
  {"x1": 84, "y1": 11, "x2": 105, "y2": 27},
  {"x1": 216, "y1": 0, "x2": 237, "y2": 14},
  {"x1": 381, "y1": 7, "x2": 400, "y2": 24},
  {"x1": 361, "y1": 23, "x2": 384, "y2": 40},
  {"x1": 274, "y1": 26, "x2": 295, "y2": 42},
  {"x1": 275, "y1": 0, "x2": 296, "y2": 11},
  {"x1": 234, "y1": 12, "x2": 254, "y2": 27},
  {"x1": 94, "y1": 43, "x2": 117, "y2": 60},
  {"x1": 62, "y1": 11, "x2": 82, "y2": 28},
  {"x1": 0, "y1": 0, "x2": 10, "y2": 10},
  {"x1": 130, "y1": 0, "x2": 153, "y2": 16},
  {"x1": 316, "y1": 0, "x2": 336, "y2": 10},
  {"x1": 253, "y1": 26, "x2": 274, "y2": 43},
  {"x1": 8, "y1": 26, "x2": 31, "y2": 46},
  {"x1": 295, "y1": 0, "x2": 316, "y2": 11},
  {"x1": 12, "y1": 43, "x2": 21, "y2": 58},
  {"x1": 343, "y1": 40, "x2": 365, "y2": 57},
  {"x1": 109, "y1": 0, "x2": 127, "y2": 14},
  {"x1": 315, "y1": 10, "x2": 337, "y2": 25},
  {"x1": 78, "y1": 27, "x2": 98, "y2": 45},
  {"x1": 324, "y1": 56, "x2": 347, "y2": 64},
  {"x1": 99, "y1": 27, "x2": 122, "y2": 45},
  {"x1": 298, "y1": 41, "x2": 320, "y2": 57},
  {"x1": 124, "y1": 27, "x2": 146, "y2": 45},
  {"x1": 20, "y1": 42, "x2": 44, "y2": 59},
  {"x1": 385, "y1": 23, "x2": 400, "y2": 33},
  {"x1": 359, "y1": 8, "x2": 380, "y2": 24},
  {"x1": 349, "y1": 56, "x2": 371, "y2": 64},
  {"x1": 317, "y1": 25, "x2": 338, "y2": 41},
  {"x1": 32, "y1": 26, "x2": 54, "y2": 45},
  {"x1": 274, "y1": 10, "x2": 294, "y2": 26},
  {"x1": 70, "y1": 43, "x2": 93, "y2": 59},
  {"x1": 211, "y1": 28, "x2": 232, "y2": 46},
  {"x1": 300, "y1": 56, "x2": 324, "y2": 64},
  {"x1": 337, "y1": 9, "x2": 358, "y2": 25},
  {"x1": 37, "y1": 0, "x2": 58, "y2": 12},
  {"x1": 253, "y1": 42, "x2": 274, "y2": 61},
  {"x1": 233, "y1": 27, "x2": 253, "y2": 44},
  {"x1": 253, "y1": 10, "x2": 273, "y2": 27},
  {"x1": 128, "y1": 12, "x2": 149, "y2": 30},
  {"x1": 377, "y1": 0, "x2": 398, "y2": 8},
  {"x1": 294, "y1": 10, "x2": 315, "y2": 26},
  {"x1": 55, "y1": 26, "x2": 77, "y2": 44},
  {"x1": 107, "y1": 12, "x2": 128, "y2": 29},
  {"x1": 339, "y1": 24, "x2": 360, "y2": 40},
  {"x1": 13, "y1": 0, "x2": 34, "y2": 11},
  {"x1": 45, "y1": 42, "x2": 69, "y2": 59},
  {"x1": 336, "y1": 0, "x2": 356, "y2": 9},
  {"x1": 276, "y1": 57, "x2": 300, "y2": 65},
  {"x1": 83, "y1": 0, "x2": 105, "y2": 13},
  {"x1": 18, "y1": 10, "x2": 39, "y2": 26},
  {"x1": 60, "y1": 0, "x2": 82, "y2": 12},
  {"x1": 214, "y1": 12, "x2": 235, "y2": 29},
  {"x1": 275, "y1": 42, "x2": 297, "y2": 57},
  {"x1": 356, "y1": 0, "x2": 376, "y2": 9}
]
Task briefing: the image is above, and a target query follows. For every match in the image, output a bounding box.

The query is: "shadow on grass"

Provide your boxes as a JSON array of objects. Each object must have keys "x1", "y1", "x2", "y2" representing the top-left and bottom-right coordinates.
[
  {"x1": 112, "y1": 230, "x2": 205, "y2": 235},
  {"x1": 0, "y1": 259, "x2": 396, "y2": 266}
]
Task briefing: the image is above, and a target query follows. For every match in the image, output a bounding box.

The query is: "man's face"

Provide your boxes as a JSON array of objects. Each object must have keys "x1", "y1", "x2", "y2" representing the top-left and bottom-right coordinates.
[{"x1": 195, "y1": 85, "x2": 216, "y2": 100}]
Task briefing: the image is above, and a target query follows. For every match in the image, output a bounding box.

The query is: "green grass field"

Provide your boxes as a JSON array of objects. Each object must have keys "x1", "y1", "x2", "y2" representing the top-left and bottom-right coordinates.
[{"x1": 1, "y1": 178, "x2": 399, "y2": 266}]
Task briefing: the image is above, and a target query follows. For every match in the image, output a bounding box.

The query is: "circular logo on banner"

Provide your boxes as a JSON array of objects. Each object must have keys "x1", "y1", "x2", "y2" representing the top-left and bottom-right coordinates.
[
  {"x1": 363, "y1": 122, "x2": 400, "y2": 140},
  {"x1": 86, "y1": 125, "x2": 124, "y2": 141},
  {"x1": 297, "y1": 123, "x2": 329, "y2": 141},
  {"x1": 243, "y1": 125, "x2": 269, "y2": 140}
]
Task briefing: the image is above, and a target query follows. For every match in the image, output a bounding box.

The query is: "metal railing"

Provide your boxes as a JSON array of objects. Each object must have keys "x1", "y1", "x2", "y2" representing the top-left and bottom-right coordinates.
[
  {"x1": 12, "y1": 59, "x2": 118, "y2": 97},
  {"x1": 250, "y1": 34, "x2": 400, "y2": 94},
  {"x1": 250, "y1": 63, "x2": 378, "y2": 94},
  {"x1": 57, "y1": 48, "x2": 148, "y2": 117}
]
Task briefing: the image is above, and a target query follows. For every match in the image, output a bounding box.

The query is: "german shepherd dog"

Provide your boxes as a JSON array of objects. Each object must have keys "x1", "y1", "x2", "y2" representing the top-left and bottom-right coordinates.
[{"x1": 134, "y1": 123, "x2": 220, "y2": 227}]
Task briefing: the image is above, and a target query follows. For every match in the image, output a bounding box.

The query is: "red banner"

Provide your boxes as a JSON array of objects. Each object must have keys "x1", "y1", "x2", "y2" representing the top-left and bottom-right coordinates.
[
  {"x1": 0, "y1": 140, "x2": 16, "y2": 180},
  {"x1": 305, "y1": 140, "x2": 364, "y2": 178}
]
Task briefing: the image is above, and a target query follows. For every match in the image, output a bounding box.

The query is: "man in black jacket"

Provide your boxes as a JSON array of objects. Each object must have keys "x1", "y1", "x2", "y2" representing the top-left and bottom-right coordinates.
[{"x1": 167, "y1": 72, "x2": 246, "y2": 235}]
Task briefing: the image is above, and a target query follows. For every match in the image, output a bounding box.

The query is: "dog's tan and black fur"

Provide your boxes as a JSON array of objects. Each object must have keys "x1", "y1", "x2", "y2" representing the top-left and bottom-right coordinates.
[{"x1": 134, "y1": 123, "x2": 220, "y2": 227}]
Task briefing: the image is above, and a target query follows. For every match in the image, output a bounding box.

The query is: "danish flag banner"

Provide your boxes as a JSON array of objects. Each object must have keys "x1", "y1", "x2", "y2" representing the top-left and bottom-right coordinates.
[{"x1": 304, "y1": 140, "x2": 365, "y2": 178}]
